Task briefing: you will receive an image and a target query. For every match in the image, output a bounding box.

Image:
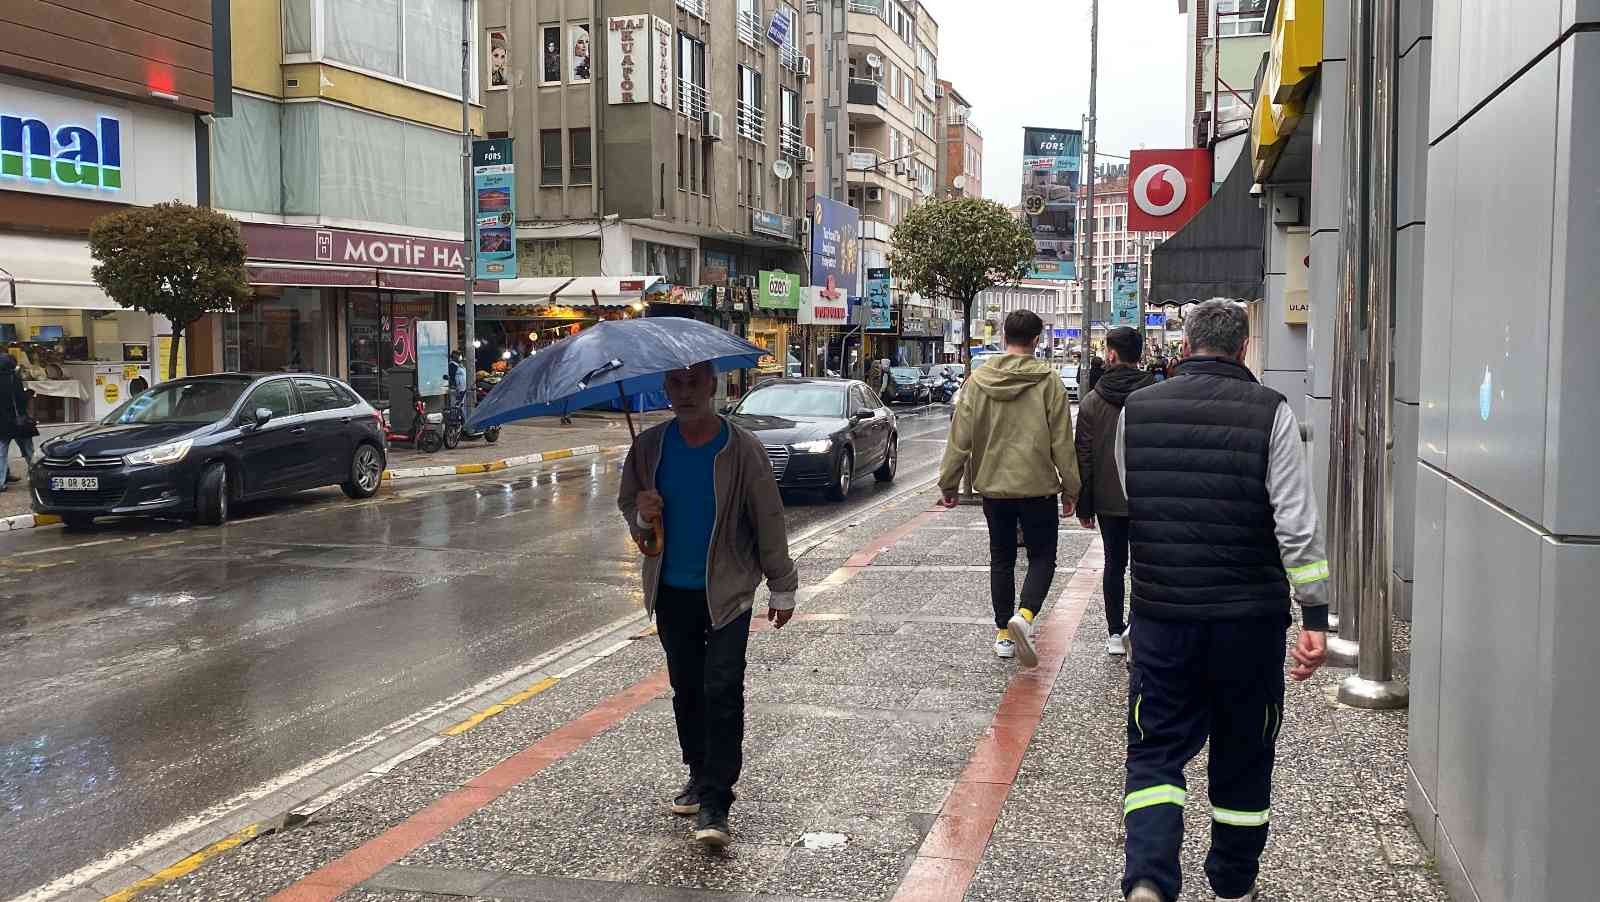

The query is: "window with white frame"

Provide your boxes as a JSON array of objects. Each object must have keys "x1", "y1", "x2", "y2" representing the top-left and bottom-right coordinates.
[
  {"x1": 1216, "y1": 0, "x2": 1267, "y2": 35},
  {"x1": 779, "y1": 87, "x2": 803, "y2": 158},
  {"x1": 738, "y1": 0, "x2": 763, "y2": 48},
  {"x1": 738, "y1": 65, "x2": 765, "y2": 141},
  {"x1": 891, "y1": 2, "x2": 913, "y2": 44},
  {"x1": 316, "y1": 0, "x2": 467, "y2": 96},
  {"x1": 678, "y1": 33, "x2": 708, "y2": 120}
]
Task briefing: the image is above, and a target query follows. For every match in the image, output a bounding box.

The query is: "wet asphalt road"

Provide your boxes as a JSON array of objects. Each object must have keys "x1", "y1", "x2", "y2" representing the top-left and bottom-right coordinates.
[{"x1": 0, "y1": 406, "x2": 953, "y2": 898}]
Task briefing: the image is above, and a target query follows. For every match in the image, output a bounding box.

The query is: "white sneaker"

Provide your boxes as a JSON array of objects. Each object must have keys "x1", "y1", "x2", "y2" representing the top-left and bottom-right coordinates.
[
  {"x1": 1107, "y1": 633, "x2": 1126, "y2": 656},
  {"x1": 1215, "y1": 889, "x2": 1255, "y2": 902},
  {"x1": 1006, "y1": 613, "x2": 1039, "y2": 667},
  {"x1": 1127, "y1": 880, "x2": 1164, "y2": 902},
  {"x1": 994, "y1": 637, "x2": 1016, "y2": 659}
]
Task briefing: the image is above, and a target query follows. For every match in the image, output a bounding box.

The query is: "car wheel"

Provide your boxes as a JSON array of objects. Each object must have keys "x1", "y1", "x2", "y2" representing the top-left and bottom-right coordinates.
[
  {"x1": 874, "y1": 436, "x2": 898, "y2": 482},
  {"x1": 342, "y1": 442, "x2": 385, "y2": 499},
  {"x1": 827, "y1": 448, "x2": 853, "y2": 502},
  {"x1": 443, "y1": 424, "x2": 462, "y2": 450},
  {"x1": 484, "y1": 426, "x2": 501, "y2": 444},
  {"x1": 195, "y1": 463, "x2": 229, "y2": 526},
  {"x1": 62, "y1": 514, "x2": 96, "y2": 532},
  {"x1": 419, "y1": 429, "x2": 445, "y2": 454}
]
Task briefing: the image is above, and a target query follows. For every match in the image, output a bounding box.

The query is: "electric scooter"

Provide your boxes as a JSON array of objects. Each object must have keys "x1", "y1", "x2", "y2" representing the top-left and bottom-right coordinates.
[
  {"x1": 442, "y1": 394, "x2": 501, "y2": 449},
  {"x1": 379, "y1": 396, "x2": 445, "y2": 453}
]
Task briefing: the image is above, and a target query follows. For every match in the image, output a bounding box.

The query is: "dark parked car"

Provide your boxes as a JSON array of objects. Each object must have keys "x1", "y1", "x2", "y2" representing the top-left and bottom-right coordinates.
[
  {"x1": 32, "y1": 373, "x2": 387, "y2": 529},
  {"x1": 883, "y1": 366, "x2": 933, "y2": 405},
  {"x1": 728, "y1": 378, "x2": 897, "y2": 502}
]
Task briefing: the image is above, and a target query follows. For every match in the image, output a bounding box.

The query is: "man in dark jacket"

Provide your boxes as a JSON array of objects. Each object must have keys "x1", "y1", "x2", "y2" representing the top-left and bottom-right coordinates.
[
  {"x1": 1117, "y1": 300, "x2": 1328, "y2": 902},
  {"x1": 0, "y1": 355, "x2": 35, "y2": 490},
  {"x1": 1074, "y1": 326, "x2": 1154, "y2": 656}
]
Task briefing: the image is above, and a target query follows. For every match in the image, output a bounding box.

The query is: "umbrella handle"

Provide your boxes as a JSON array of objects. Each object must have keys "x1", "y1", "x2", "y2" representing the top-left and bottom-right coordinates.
[{"x1": 636, "y1": 519, "x2": 664, "y2": 557}]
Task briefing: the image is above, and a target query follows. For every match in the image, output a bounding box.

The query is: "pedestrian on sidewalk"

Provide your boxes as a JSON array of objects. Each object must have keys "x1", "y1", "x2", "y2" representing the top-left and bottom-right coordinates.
[
  {"x1": 1115, "y1": 300, "x2": 1329, "y2": 902},
  {"x1": 1074, "y1": 326, "x2": 1155, "y2": 657},
  {"x1": 938, "y1": 309, "x2": 1080, "y2": 668},
  {"x1": 618, "y1": 361, "x2": 799, "y2": 850},
  {"x1": 0, "y1": 355, "x2": 36, "y2": 490}
]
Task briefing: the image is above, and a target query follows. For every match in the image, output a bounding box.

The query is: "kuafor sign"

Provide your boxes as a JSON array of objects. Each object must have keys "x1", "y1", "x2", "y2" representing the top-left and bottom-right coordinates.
[
  {"x1": 799, "y1": 286, "x2": 848, "y2": 326},
  {"x1": 1127, "y1": 149, "x2": 1212, "y2": 233},
  {"x1": 241, "y1": 223, "x2": 465, "y2": 273},
  {"x1": 607, "y1": 15, "x2": 649, "y2": 105}
]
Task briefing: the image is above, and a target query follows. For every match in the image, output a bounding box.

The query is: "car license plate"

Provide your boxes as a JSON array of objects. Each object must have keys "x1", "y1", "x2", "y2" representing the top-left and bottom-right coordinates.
[{"x1": 51, "y1": 477, "x2": 99, "y2": 491}]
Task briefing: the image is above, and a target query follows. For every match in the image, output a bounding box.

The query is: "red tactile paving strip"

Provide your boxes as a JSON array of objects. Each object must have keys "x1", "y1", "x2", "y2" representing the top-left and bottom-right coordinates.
[{"x1": 890, "y1": 538, "x2": 1104, "y2": 902}]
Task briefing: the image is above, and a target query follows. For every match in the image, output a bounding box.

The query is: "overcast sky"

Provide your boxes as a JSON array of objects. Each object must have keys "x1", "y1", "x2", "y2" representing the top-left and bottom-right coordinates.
[{"x1": 929, "y1": 0, "x2": 1189, "y2": 207}]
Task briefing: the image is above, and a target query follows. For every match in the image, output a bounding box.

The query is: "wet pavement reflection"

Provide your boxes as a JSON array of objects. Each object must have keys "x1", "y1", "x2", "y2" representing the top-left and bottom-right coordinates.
[{"x1": 0, "y1": 408, "x2": 952, "y2": 898}]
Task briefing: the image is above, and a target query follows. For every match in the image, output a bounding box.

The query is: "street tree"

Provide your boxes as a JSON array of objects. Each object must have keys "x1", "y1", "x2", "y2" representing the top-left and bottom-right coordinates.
[
  {"x1": 888, "y1": 196, "x2": 1034, "y2": 369},
  {"x1": 88, "y1": 202, "x2": 251, "y2": 382}
]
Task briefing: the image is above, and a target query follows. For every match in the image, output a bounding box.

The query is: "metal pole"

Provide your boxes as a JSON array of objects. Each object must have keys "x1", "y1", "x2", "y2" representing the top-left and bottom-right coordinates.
[
  {"x1": 1324, "y1": 0, "x2": 1371, "y2": 668},
  {"x1": 1340, "y1": 0, "x2": 1407, "y2": 708},
  {"x1": 460, "y1": 0, "x2": 477, "y2": 414},
  {"x1": 1080, "y1": 0, "x2": 1097, "y2": 359}
]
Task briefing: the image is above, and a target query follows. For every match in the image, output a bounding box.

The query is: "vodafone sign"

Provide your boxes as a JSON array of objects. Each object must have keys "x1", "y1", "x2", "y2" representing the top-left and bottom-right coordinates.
[{"x1": 1127, "y1": 149, "x2": 1212, "y2": 232}]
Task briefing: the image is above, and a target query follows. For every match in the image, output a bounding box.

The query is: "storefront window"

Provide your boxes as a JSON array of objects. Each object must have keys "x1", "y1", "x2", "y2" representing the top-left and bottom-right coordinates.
[
  {"x1": 633, "y1": 240, "x2": 695, "y2": 285},
  {"x1": 344, "y1": 290, "x2": 446, "y2": 402},
  {"x1": 1, "y1": 307, "x2": 156, "y2": 424},
  {"x1": 224, "y1": 287, "x2": 329, "y2": 377}
]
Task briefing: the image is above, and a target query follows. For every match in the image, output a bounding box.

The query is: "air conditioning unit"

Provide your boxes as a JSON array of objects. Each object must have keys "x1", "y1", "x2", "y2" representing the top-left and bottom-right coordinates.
[
  {"x1": 798, "y1": 56, "x2": 812, "y2": 78},
  {"x1": 704, "y1": 110, "x2": 725, "y2": 142},
  {"x1": 894, "y1": 160, "x2": 907, "y2": 174},
  {"x1": 802, "y1": 145, "x2": 815, "y2": 163},
  {"x1": 866, "y1": 186, "x2": 883, "y2": 202},
  {"x1": 738, "y1": 274, "x2": 759, "y2": 289}
]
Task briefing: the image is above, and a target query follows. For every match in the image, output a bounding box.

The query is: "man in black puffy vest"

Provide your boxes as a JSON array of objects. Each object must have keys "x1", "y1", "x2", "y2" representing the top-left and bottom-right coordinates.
[{"x1": 1115, "y1": 300, "x2": 1329, "y2": 902}]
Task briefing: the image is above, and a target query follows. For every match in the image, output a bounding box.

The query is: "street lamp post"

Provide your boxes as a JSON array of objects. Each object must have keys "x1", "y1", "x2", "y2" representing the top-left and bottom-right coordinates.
[{"x1": 459, "y1": 0, "x2": 477, "y2": 414}]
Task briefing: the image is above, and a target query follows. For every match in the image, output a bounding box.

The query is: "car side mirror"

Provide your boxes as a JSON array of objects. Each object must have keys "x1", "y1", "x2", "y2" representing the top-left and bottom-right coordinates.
[
  {"x1": 720, "y1": 403, "x2": 735, "y2": 415},
  {"x1": 247, "y1": 407, "x2": 274, "y2": 429},
  {"x1": 851, "y1": 409, "x2": 872, "y2": 422}
]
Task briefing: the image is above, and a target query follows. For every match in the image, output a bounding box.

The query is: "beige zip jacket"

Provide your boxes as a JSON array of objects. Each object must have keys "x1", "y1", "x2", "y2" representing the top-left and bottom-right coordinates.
[{"x1": 618, "y1": 417, "x2": 799, "y2": 629}]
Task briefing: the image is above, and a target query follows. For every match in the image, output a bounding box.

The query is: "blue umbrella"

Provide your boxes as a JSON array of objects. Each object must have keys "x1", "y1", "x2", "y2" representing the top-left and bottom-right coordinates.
[{"x1": 467, "y1": 317, "x2": 767, "y2": 432}]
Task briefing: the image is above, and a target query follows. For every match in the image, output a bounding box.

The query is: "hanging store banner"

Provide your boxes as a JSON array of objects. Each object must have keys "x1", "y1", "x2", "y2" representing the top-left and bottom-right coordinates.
[
  {"x1": 472, "y1": 138, "x2": 517, "y2": 279},
  {"x1": 866, "y1": 268, "x2": 893, "y2": 331},
  {"x1": 1110, "y1": 263, "x2": 1140, "y2": 327},
  {"x1": 799, "y1": 286, "x2": 849, "y2": 326},
  {"x1": 651, "y1": 16, "x2": 675, "y2": 109},
  {"x1": 1128, "y1": 149, "x2": 1211, "y2": 233},
  {"x1": 607, "y1": 15, "x2": 649, "y2": 104},
  {"x1": 766, "y1": 7, "x2": 792, "y2": 46},
  {"x1": 1020, "y1": 126, "x2": 1082, "y2": 280},
  {"x1": 758, "y1": 270, "x2": 800, "y2": 310},
  {"x1": 809, "y1": 195, "x2": 860, "y2": 302}
]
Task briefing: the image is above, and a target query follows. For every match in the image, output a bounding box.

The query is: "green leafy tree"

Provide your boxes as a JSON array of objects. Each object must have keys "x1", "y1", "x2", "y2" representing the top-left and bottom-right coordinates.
[
  {"x1": 88, "y1": 202, "x2": 250, "y2": 381},
  {"x1": 888, "y1": 196, "x2": 1034, "y2": 368}
]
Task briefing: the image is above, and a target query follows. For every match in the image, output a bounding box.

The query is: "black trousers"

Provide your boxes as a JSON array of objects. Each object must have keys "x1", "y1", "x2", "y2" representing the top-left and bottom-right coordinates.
[
  {"x1": 980, "y1": 496, "x2": 1059, "y2": 629},
  {"x1": 1123, "y1": 615, "x2": 1287, "y2": 901},
  {"x1": 1099, "y1": 514, "x2": 1131, "y2": 635},
  {"x1": 655, "y1": 585, "x2": 753, "y2": 812}
]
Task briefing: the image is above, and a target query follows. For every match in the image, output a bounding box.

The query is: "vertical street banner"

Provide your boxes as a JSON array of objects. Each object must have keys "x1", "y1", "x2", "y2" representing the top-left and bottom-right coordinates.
[
  {"x1": 1020, "y1": 126, "x2": 1082, "y2": 280},
  {"x1": 1111, "y1": 262, "x2": 1140, "y2": 327},
  {"x1": 651, "y1": 17, "x2": 674, "y2": 109},
  {"x1": 866, "y1": 268, "x2": 893, "y2": 331},
  {"x1": 472, "y1": 138, "x2": 516, "y2": 280},
  {"x1": 607, "y1": 15, "x2": 648, "y2": 104},
  {"x1": 809, "y1": 195, "x2": 860, "y2": 307}
]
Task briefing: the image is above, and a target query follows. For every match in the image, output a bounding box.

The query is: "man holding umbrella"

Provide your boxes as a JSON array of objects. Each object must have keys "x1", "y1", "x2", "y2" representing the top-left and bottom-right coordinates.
[{"x1": 619, "y1": 361, "x2": 799, "y2": 849}]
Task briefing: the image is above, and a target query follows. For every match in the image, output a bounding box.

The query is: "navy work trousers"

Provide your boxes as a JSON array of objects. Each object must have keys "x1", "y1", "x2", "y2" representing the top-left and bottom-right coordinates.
[
  {"x1": 656, "y1": 585, "x2": 753, "y2": 813},
  {"x1": 1123, "y1": 614, "x2": 1288, "y2": 901}
]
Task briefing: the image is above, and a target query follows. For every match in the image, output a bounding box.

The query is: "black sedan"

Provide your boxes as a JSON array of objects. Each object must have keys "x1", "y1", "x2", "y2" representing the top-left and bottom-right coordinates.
[
  {"x1": 883, "y1": 367, "x2": 932, "y2": 405},
  {"x1": 728, "y1": 378, "x2": 897, "y2": 502},
  {"x1": 32, "y1": 373, "x2": 387, "y2": 529}
]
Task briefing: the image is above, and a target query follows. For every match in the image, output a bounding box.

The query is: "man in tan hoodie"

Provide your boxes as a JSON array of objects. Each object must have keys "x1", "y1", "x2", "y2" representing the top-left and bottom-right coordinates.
[{"x1": 939, "y1": 309, "x2": 1081, "y2": 666}]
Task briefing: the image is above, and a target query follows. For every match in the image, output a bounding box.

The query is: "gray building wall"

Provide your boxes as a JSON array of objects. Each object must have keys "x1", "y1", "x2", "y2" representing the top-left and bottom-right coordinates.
[{"x1": 1408, "y1": 3, "x2": 1600, "y2": 901}]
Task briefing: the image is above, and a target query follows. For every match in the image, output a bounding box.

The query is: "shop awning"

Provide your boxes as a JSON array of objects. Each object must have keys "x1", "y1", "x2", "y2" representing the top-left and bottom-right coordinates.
[
  {"x1": 1148, "y1": 147, "x2": 1265, "y2": 305},
  {"x1": 247, "y1": 263, "x2": 377, "y2": 287},
  {"x1": 463, "y1": 277, "x2": 572, "y2": 304},
  {"x1": 0, "y1": 234, "x2": 120, "y2": 310},
  {"x1": 554, "y1": 276, "x2": 663, "y2": 306}
]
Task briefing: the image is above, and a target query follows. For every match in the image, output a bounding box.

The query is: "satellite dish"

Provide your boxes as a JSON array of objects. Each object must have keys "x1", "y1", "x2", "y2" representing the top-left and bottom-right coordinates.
[
  {"x1": 773, "y1": 158, "x2": 794, "y2": 180},
  {"x1": 952, "y1": 175, "x2": 966, "y2": 190},
  {"x1": 865, "y1": 53, "x2": 882, "y2": 69}
]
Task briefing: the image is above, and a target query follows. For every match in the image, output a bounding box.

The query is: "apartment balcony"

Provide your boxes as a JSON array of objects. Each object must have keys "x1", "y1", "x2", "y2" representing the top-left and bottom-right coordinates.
[
  {"x1": 847, "y1": 78, "x2": 886, "y2": 124},
  {"x1": 737, "y1": 100, "x2": 766, "y2": 143},
  {"x1": 678, "y1": 80, "x2": 709, "y2": 121},
  {"x1": 780, "y1": 43, "x2": 805, "y2": 74},
  {"x1": 737, "y1": 10, "x2": 763, "y2": 49},
  {"x1": 780, "y1": 123, "x2": 806, "y2": 160},
  {"x1": 677, "y1": 0, "x2": 707, "y2": 19}
]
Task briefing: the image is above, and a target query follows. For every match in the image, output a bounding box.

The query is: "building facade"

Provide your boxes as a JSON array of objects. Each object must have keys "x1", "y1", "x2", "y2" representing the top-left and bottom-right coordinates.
[
  {"x1": 1179, "y1": 0, "x2": 1270, "y2": 148},
  {"x1": 0, "y1": 0, "x2": 224, "y2": 433},
  {"x1": 935, "y1": 79, "x2": 981, "y2": 199},
  {"x1": 198, "y1": 0, "x2": 486, "y2": 403}
]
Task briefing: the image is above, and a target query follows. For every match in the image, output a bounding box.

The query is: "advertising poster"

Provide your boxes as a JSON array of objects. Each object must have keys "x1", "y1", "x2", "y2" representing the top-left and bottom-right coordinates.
[
  {"x1": 1111, "y1": 262, "x2": 1140, "y2": 326},
  {"x1": 808, "y1": 195, "x2": 860, "y2": 303},
  {"x1": 541, "y1": 26, "x2": 561, "y2": 84},
  {"x1": 651, "y1": 16, "x2": 674, "y2": 109},
  {"x1": 1020, "y1": 126, "x2": 1083, "y2": 280},
  {"x1": 607, "y1": 16, "x2": 648, "y2": 104},
  {"x1": 569, "y1": 24, "x2": 592, "y2": 83},
  {"x1": 866, "y1": 268, "x2": 893, "y2": 331},
  {"x1": 799, "y1": 287, "x2": 849, "y2": 326},
  {"x1": 487, "y1": 29, "x2": 509, "y2": 89},
  {"x1": 415, "y1": 321, "x2": 449, "y2": 397},
  {"x1": 758, "y1": 270, "x2": 800, "y2": 310},
  {"x1": 472, "y1": 138, "x2": 517, "y2": 279}
]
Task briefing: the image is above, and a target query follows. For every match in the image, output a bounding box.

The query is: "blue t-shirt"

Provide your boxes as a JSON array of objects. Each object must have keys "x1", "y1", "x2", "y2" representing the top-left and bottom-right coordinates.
[{"x1": 657, "y1": 420, "x2": 730, "y2": 590}]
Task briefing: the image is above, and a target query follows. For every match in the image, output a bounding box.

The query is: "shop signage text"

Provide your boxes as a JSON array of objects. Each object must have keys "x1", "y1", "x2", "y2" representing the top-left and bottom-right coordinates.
[
  {"x1": 799, "y1": 286, "x2": 848, "y2": 326},
  {"x1": 751, "y1": 210, "x2": 796, "y2": 240},
  {"x1": 1, "y1": 113, "x2": 122, "y2": 191},
  {"x1": 758, "y1": 270, "x2": 800, "y2": 310},
  {"x1": 607, "y1": 16, "x2": 649, "y2": 105},
  {"x1": 1128, "y1": 149, "x2": 1211, "y2": 232},
  {"x1": 652, "y1": 17, "x2": 674, "y2": 109},
  {"x1": 242, "y1": 223, "x2": 466, "y2": 273}
]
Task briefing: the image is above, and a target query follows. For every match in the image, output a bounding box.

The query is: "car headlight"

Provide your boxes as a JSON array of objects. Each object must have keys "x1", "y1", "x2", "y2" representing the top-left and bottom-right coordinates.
[
  {"x1": 792, "y1": 439, "x2": 833, "y2": 454},
  {"x1": 124, "y1": 439, "x2": 193, "y2": 466}
]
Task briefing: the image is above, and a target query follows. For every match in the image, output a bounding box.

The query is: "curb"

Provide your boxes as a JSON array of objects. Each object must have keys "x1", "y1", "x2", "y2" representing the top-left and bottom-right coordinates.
[
  {"x1": 0, "y1": 512, "x2": 60, "y2": 532},
  {"x1": 381, "y1": 442, "x2": 624, "y2": 482}
]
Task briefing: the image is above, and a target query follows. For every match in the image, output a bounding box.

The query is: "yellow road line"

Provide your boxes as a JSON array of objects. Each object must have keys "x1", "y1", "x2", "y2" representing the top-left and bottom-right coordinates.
[
  {"x1": 441, "y1": 676, "x2": 559, "y2": 736},
  {"x1": 542, "y1": 449, "x2": 574, "y2": 461},
  {"x1": 102, "y1": 824, "x2": 261, "y2": 902}
]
